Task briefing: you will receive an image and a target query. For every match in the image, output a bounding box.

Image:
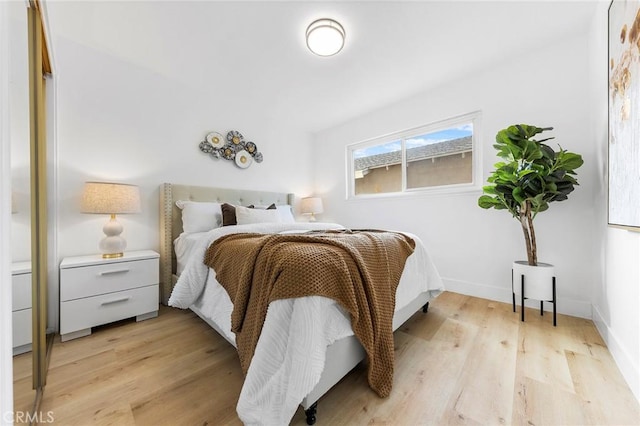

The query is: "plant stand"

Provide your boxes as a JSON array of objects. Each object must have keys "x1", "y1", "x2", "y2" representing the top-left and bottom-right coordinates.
[{"x1": 512, "y1": 272, "x2": 557, "y2": 326}]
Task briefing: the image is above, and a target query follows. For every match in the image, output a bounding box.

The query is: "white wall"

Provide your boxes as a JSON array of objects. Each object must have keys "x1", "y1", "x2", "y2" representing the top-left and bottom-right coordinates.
[
  {"x1": 589, "y1": 1, "x2": 640, "y2": 401},
  {"x1": 45, "y1": 2, "x2": 316, "y2": 282},
  {"x1": 9, "y1": 1, "x2": 30, "y2": 262},
  {"x1": 39, "y1": 2, "x2": 317, "y2": 331},
  {"x1": 314, "y1": 31, "x2": 597, "y2": 319},
  {"x1": 1, "y1": 0, "x2": 15, "y2": 420}
]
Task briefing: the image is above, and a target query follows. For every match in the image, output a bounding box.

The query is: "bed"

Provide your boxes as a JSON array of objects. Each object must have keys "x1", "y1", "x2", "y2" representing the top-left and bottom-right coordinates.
[{"x1": 159, "y1": 183, "x2": 444, "y2": 425}]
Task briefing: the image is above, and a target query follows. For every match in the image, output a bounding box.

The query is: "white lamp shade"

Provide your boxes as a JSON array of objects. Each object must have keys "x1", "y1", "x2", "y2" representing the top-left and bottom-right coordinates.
[
  {"x1": 81, "y1": 182, "x2": 141, "y2": 214},
  {"x1": 81, "y1": 181, "x2": 141, "y2": 258},
  {"x1": 306, "y1": 19, "x2": 345, "y2": 56},
  {"x1": 300, "y1": 197, "x2": 324, "y2": 215}
]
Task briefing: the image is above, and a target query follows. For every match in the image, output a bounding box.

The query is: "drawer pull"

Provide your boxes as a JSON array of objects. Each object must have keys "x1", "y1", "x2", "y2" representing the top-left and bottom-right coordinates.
[
  {"x1": 99, "y1": 269, "x2": 130, "y2": 276},
  {"x1": 100, "y1": 296, "x2": 130, "y2": 306}
]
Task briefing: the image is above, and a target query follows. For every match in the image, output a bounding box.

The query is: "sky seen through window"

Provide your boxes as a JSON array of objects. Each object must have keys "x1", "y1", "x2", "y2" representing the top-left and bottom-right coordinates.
[{"x1": 353, "y1": 123, "x2": 472, "y2": 159}]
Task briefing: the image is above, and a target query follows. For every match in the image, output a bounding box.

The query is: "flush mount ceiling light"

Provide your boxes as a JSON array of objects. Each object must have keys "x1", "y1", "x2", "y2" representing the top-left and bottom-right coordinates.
[{"x1": 306, "y1": 18, "x2": 345, "y2": 57}]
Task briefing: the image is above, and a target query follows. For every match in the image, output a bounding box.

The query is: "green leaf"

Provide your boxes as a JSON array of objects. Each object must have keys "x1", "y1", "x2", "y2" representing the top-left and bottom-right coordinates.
[
  {"x1": 482, "y1": 185, "x2": 498, "y2": 195},
  {"x1": 478, "y1": 195, "x2": 500, "y2": 209},
  {"x1": 550, "y1": 170, "x2": 565, "y2": 180},
  {"x1": 512, "y1": 187, "x2": 525, "y2": 203},
  {"x1": 518, "y1": 169, "x2": 537, "y2": 177},
  {"x1": 495, "y1": 184, "x2": 514, "y2": 195},
  {"x1": 557, "y1": 152, "x2": 584, "y2": 171},
  {"x1": 495, "y1": 131, "x2": 513, "y2": 146},
  {"x1": 535, "y1": 138, "x2": 556, "y2": 148},
  {"x1": 507, "y1": 145, "x2": 523, "y2": 160},
  {"x1": 496, "y1": 170, "x2": 517, "y2": 183},
  {"x1": 531, "y1": 193, "x2": 546, "y2": 207},
  {"x1": 555, "y1": 182, "x2": 574, "y2": 192},
  {"x1": 525, "y1": 176, "x2": 543, "y2": 193}
]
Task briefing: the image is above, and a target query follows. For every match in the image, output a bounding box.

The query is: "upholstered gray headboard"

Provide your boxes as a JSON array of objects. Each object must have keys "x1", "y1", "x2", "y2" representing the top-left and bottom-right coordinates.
[{"x1": 159, "y1": 183, "x2": 294, "y2": 304}]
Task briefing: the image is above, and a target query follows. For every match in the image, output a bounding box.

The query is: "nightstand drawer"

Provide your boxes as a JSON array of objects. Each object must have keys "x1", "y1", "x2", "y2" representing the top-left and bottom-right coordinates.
[
  {"x1": 13, "y1": 308, "x2": 32, "y2": 348},
  {"x1": 60, "y1": 258, "x2": 158, "y2": 301},
  {"x1": 60, "y1": 285, "x2": 158, "y2": 335},
  {"x1": 12, "y1": 272, "x2": 32, "y2": 311}
]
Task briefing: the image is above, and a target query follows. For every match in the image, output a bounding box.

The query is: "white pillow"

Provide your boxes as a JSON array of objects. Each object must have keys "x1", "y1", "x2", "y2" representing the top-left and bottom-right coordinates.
[
  {"x1": 243, "y1": 204, "x2": 294, "y2": 223},
  {"x1": 176, "y1": 200, "x2": 222, "y2": 233},
  {"x1": 235, "y1": 205, "x2": 282, "y2": 225},
  {"x1": 276, "y1": 205, "x2": 295, "y2": 223},
  {"x1": 246, "y1": 204, "x2": 295, "y2": 223}
]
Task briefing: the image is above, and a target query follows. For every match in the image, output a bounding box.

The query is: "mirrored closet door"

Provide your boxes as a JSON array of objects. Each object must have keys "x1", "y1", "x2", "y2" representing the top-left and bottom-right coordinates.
[
  {"x1": 10, "y1": 0, "x2": 53, "y2": 415},
  {"x1": 10, "y1": 0, "x2": 35, "y2": 414}
]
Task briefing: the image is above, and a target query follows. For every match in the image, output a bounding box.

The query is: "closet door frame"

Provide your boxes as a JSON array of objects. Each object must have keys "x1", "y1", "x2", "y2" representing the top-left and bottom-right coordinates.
[{"x1": 27, "y1": 0, "x2": 52, "y2": 391}]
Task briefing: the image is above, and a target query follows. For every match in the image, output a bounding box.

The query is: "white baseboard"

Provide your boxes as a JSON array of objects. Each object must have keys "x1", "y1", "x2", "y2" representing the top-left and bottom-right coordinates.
[
  {"x1": 592, "y1": 304, "x2": 640, "y2": 402},
  {"x1": 442, "y1": 277, "x2": 592, "y2": 319}
]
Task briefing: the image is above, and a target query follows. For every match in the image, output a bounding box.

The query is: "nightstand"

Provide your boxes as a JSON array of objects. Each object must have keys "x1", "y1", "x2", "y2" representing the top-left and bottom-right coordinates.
[
  {"x1": 60, "y1": 250, "x2": 159, "y2": 342},
  {"x1": 12, "y1": 261, "x2": 32, "y2": 355}
]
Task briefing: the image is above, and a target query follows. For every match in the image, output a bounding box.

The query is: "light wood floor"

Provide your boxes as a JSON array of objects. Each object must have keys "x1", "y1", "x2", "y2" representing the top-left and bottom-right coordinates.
[
  {"x1": 14, "y1": 291, "x2": 640, "y2": 425},
  {"x1": 13, "y1": 351, "x2": 36, "y2": 417}
]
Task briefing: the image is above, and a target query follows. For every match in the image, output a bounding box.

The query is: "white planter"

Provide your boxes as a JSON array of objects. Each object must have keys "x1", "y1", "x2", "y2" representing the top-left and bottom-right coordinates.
[{"x1": 512, "y1": 261, "x2": 555, "y2": 301}]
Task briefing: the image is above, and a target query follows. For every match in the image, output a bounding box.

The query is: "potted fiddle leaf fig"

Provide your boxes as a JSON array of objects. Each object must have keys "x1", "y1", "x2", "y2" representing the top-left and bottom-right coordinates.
[{"x1": 478, "y1": 124, "x2": 583, "y2": 312}]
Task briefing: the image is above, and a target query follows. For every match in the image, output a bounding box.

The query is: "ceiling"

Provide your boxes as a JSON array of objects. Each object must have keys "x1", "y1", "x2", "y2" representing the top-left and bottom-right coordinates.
[{"x1": 45, "y1": 1, "x2": 599, "y2": 134}]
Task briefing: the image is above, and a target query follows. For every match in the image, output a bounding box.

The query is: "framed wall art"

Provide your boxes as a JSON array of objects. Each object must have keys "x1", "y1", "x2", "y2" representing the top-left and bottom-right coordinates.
[{"x1": 608, "y1": 0, "x2": 640, "y2": 229}]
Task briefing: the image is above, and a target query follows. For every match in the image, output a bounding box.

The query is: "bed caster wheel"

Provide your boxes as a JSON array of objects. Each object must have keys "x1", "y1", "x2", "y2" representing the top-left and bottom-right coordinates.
[
  {"x1": 422, "y1": 302, "x2": 429, "y2": 313},
  {"x1": 305, "y1": 402, "x2": 317, "y2": 425}
]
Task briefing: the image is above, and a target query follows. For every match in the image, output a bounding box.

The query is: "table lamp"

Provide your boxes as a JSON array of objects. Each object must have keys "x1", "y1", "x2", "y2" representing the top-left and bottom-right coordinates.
[
  {"x1": 300, "y1": 197, "x2": 323, "y2": 222},
  {"x1": 81, "y1": 181, "x2": 141, "y2": 258}
]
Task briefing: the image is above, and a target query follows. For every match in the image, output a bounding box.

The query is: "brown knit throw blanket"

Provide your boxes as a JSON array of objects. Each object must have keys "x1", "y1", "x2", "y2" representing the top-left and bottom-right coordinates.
[{"x1": 203, "y1": 229, "x2": 415, "y2": 398}]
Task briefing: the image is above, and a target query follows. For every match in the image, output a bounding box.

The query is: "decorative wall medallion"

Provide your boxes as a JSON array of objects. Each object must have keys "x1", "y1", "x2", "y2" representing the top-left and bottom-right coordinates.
[
  {"x1": 227, "y1": 130, "x2": 244, "y2": 145},
  {"x1": 198, "y1": 129, "x2": 263, "y2": 168},
  {"x1": 199, "y1": 141, "x2": 213, "y2": 153},
  {"x1": 235, "y1": 150, "x2": 253, "y2": 168},
  {"x1": 206, "y1": 132, "x2": 225, "y2": 148},
  {"x1": 222, "y1": 147, "x2": 236, "y2": 160}
]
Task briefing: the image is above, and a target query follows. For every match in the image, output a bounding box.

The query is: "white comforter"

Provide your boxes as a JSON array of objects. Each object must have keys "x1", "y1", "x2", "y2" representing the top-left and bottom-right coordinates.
[{"x1": 168, "y1": 222, "x2": 443, "y2": 425}]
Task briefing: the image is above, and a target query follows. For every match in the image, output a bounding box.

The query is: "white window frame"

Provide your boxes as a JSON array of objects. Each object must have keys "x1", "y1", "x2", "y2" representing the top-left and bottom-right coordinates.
[{"x1": 346, "y1": 111, "x2": 482, "y2": 199}]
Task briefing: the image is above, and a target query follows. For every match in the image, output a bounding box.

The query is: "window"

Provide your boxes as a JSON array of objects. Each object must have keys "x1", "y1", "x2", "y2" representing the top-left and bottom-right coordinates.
[{"x1": 348, "y1": 112, "x2": 481, "y2": 198}]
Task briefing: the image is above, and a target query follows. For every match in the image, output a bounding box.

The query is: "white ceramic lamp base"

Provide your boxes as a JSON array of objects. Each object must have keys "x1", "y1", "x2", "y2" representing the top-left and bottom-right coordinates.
[{"x1": 99, "y1": 215, "x2": 126, "y2": 258}]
